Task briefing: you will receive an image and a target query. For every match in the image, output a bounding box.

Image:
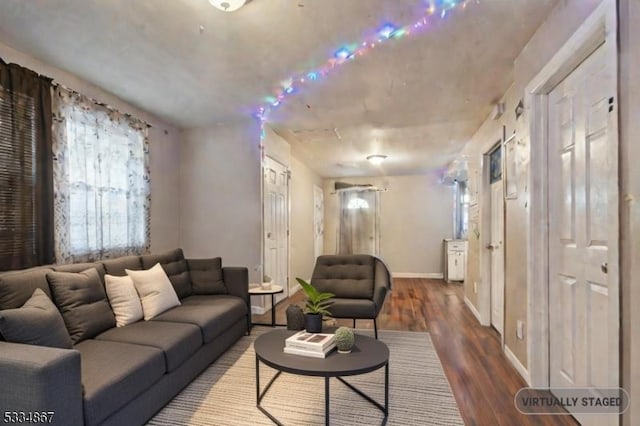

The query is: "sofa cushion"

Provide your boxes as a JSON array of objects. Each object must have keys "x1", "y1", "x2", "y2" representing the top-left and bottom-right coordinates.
[
  {"x1": 152, "y1": 295, "x2": 247, "y2": 343},
  {"x1": 0, "y1": 288, "x2": 73, "y2": 349},
  {"x1": 141, "y1": 248, "x2": 192, "y2": 299},
  {"x1": 0, "y1": 266, "x2": 53, "y2": 310},
  {"x1": 74, "y1": 339, "x2": 165, "y2": 426},
  {"x1": 104, "y1": 274, "x2": 143, "y2": 327},
  {"x1": 311, "y1": 255, "x2": 375, "y2": 299},
  {"x1": 95, "y1": 321, "x2": 201, "y2": 372},
  {"x1": 101, "y1": 255, "x2": 142, "y2": 277},
  {"x1": 47, "y1": 268, "x2": 116, "y2": 344},
  {"x1": 187, "y1": 258, "x2": 227, "y2": 295},
  {"x1": 53, "y1": 262, "x2": 106, "y2": 286},
  {"x1": 126, "y1": 263, "x2": 181, "y2": 320}
]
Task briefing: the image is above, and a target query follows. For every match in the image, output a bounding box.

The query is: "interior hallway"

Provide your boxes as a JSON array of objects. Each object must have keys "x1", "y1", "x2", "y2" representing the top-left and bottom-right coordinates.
[{"x1": 253, "y1": 278, "x2": 578, "y2": 426}]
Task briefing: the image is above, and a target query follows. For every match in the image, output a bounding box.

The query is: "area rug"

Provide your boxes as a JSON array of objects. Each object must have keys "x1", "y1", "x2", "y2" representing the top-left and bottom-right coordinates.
[{"x1": 147, "y1": 328, "x2": 463, "y2": 426}]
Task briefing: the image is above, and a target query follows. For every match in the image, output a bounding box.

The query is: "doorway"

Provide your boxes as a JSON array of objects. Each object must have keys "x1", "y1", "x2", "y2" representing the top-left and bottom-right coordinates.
[
  {"x1": 487, "y1": 142, "x2": 505, "y2": 335},
  {"x1": 337, "y1": 189, "x2": 379, "y2": 255},
  {"x1": 263, "y1": 156, "x2": 289, "y2": 305},
  {"x1": 528, "y1": 2, "x2": 619, "y2": 424}
]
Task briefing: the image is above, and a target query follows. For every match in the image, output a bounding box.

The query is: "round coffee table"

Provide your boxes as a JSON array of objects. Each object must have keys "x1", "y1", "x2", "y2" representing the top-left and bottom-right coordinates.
[{"x1": 254, "y1": 329, "x2": 389, "y2": 425}]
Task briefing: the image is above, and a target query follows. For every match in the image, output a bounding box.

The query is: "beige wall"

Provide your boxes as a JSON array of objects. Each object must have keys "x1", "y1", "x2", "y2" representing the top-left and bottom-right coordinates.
[
  {"x1": 290, "y1": 156, "x2": 323, "y2": 288},
  {"x1": 0, "y1": 41, "x2": 182, "y2": 253},
  {"x1": 460, "y1": 0, "x2": 604, "y2": 369},
  {"x1": 179, "y1": 122, "x2": 262, "y2": 282},
  {"x1": 323, "y1": 175, "x2": 453, "y2": 275},
  {"x1": 619, "y1": 1, "x2": 640, "y2": 423}
]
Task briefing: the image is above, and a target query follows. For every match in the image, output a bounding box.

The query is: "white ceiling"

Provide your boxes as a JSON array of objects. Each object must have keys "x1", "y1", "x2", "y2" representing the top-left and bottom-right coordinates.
[{"x1": 0, "y1": 0, "x2": 558, "y2": 178}]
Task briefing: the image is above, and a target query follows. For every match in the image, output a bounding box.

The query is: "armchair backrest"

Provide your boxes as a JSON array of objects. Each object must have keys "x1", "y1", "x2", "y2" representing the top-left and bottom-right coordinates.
[{"x1": 311, "y1": 255, "x2": 376, "y2": 299}]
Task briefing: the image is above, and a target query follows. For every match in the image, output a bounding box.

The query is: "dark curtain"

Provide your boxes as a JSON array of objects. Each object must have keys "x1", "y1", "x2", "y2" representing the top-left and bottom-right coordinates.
[{"x1": 0, "y1": 58, "x2": 54, "y2": 270}]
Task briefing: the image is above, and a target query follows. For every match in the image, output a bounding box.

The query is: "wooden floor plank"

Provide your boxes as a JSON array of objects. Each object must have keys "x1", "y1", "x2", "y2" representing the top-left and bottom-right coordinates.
[{"x1": 252, "y1": 278, "x2": 578, "y2": 426}]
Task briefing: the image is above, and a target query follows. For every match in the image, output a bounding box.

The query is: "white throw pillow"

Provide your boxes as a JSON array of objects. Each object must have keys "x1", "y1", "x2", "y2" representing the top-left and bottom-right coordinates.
[
  {"x1": 104, "y1": 274, "x2": 144, "y2": 327},
  {"x1": 126, "y1": 263, "x2": 181, "y2": 320}
]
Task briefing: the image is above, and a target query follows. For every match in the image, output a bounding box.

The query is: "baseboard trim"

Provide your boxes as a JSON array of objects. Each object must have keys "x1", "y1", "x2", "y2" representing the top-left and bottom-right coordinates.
[
  {"x1": 464, "y1": 296, "x2": 482, "y2": 323},
  {"x1": 504, "y1": 345, "x2": 531, "y2": 385},
  {"x1": 392, "y1": 272, "x2": 444, "y2": 279},
  {"x1": 289, "y1": 283, "x2": 301, "y2": 296}
]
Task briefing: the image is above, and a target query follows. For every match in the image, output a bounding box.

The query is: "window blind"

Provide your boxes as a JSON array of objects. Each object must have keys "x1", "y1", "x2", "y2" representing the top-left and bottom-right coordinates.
[{"x1": 0, "y1": 87, "x2": 38, "y2": 269}]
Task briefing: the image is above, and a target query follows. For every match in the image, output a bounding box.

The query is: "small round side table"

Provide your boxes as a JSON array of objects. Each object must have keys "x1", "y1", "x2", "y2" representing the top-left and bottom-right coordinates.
[{"x1": 249, "y1": 284, "x2": 285, "y2": 329}]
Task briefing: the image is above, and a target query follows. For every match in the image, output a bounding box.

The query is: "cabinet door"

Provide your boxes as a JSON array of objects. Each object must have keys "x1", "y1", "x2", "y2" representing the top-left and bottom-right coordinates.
[{"x1": 447, "y1": 251, "x2": 463, "y2": 281}]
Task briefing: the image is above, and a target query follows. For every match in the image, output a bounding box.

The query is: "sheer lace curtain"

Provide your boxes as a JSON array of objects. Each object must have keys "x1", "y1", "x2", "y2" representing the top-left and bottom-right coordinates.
[
  {"x1": 52, "y1": 86, "x2": 150, "y2": 263},
  {"x1": 338, "y1": 189, "x2": 379, "y2": 255}
]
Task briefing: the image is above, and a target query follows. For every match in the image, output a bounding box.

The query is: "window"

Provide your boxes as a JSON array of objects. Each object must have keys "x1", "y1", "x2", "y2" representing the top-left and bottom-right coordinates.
[
  {"x1": 0, "y1": 61, "x2": 54, "y2": 270},
  {"x1": 52, "y1": 87, "x2": 149, "y2": 263},
  {"x1": 454, "y1": 180, "x2": 469, "y2": 239}
]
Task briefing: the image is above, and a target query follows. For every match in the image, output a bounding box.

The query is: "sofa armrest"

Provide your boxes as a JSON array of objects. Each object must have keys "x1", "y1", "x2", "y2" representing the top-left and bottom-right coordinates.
[
  {"x1": 223, "y1": 267, "x2": 250, "y2": 329},
  {"x1": 0, "y1": 341, "x2": 83, "y2": 426}
]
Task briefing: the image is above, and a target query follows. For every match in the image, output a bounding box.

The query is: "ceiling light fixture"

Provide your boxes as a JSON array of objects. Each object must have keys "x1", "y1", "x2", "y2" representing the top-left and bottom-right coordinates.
[
  {"x1": 209, "y1": 0, "x2": 247, "y2": 12},
  {"x1": 366, "y1": 154, "x2": 388, "y2": 165}
]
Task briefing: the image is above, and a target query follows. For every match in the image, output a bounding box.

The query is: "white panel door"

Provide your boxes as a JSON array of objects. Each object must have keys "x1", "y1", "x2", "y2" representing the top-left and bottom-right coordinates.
[
  {"x1": 548, "y1": 43, "x2": 618, "y2": 425},
  {"x1": 263, "y1": 157, "x2": 289, "y2": 305},
  {"x1": 490, "y1": 181, "x2": 504, "y2": 335}
]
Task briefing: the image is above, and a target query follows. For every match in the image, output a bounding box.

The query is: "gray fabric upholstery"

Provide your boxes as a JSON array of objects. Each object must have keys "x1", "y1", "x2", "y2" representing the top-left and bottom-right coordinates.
[
  {"x1": 0, "y1": 249, "x2": 250, "y2": 426},
  {"x1": 152, "y1": 295, "x2": 247, "y2": 343},
  {"x1": 0, "y1": 289, "x2": 73, "y2": 349},
  {"x1": 311, "y1": 255, "x2": 376, "y2": 299},
  {"x1": 322, "y1": 298, "x2": 377, "y2": 319},
  {"x1": 0, "y1": 266, "x2": 53, "y2": 310},
  {"x1": 95, "y1": 321, "x2": 201, "y2": 372},
  {"x1": 0, "y1": 341, "x2": 83, "y2": 426},
  {"x1": 101, "y1": 255, "x2": 142, "y2": 277},
  {"x1": 141, "y1": 248, "x2": 192, "y2": 299},
  {"x1": 98, "y1": 318, "x2": 247, "y2": 426},
  {"x1": 75, "y1": 339, "x2": 165, "y2": 426},
  {"x1": 187, "y1": 257, "x2": 227, "y2": 295},
  {"x1": 310, "y1": 254, "x2": 391, "y2": 321},
  {"x1": 47, "y1": 268, "x2": 116, "y2": 344},
  {"x1": 53, "y1": 262, "x2": 106, "y2": 286}
]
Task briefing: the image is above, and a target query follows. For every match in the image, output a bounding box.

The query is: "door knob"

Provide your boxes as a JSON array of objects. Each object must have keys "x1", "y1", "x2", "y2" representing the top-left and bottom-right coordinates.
[
  {"x1": 486, "y1": 244, "x2": 495, "y2": 250},
  {"x1": 601, "y1": 262, "x2": 608, "y2": 274},
  {"x1": 267, "y1": 232, "x2": 272, "y2": 238}
]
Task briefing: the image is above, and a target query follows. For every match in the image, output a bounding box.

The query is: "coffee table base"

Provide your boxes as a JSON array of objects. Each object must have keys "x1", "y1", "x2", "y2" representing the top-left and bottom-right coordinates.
[{"x1": 256, "y1": 356, "x2": 389, "y2": 426}]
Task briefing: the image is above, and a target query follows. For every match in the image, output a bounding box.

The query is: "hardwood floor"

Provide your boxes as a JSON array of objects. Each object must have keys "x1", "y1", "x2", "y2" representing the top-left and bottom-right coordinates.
[{"x1": 252, "y1": 278, "x2": 579, "y2": 426}]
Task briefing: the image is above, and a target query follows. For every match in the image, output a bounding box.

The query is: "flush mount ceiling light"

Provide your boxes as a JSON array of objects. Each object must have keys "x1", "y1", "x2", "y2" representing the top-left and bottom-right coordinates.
[
  {"x1": 209, "y1": 0, "x2": 247, "y2": 12},
  {"x1": 366, "y1": 154, "x2": 388, "y2": 165}
]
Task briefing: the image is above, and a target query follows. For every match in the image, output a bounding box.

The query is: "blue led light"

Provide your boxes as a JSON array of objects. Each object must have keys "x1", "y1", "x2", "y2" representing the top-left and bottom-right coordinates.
[
  {"x1": 378, "y1": 23, "x2": 397, "y2": 39},
  {"x1": 334, "y1": 47, "x2": 351, "y2": 59}
]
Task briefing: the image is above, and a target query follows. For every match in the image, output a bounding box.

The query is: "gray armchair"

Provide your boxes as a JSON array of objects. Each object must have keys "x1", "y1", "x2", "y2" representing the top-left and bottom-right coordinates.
[{"x1": 310, "y1": 254, "x2": 391, "y2": 339}]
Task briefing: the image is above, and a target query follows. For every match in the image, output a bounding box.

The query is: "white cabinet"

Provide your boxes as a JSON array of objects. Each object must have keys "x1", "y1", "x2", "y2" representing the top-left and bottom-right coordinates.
[{"x1": 444, "y1": 240, "x2": 467, "y2": 282}]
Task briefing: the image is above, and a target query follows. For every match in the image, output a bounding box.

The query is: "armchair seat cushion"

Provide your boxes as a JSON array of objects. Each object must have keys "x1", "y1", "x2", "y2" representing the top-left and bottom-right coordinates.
[{"x1": 327, "y1": 298, "x2": 377, "y2": 319}]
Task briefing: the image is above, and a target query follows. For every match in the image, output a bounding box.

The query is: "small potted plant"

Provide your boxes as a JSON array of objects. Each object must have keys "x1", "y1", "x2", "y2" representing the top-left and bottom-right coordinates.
[
  {"x1": 261, "y1": 274, "x2": 272, "y2": 290},
  {"x1": 296, "y1": 278, "x2": 334, "y2": 333},
  {"x1": 335, "y1": 327, "x2": 355, "y2": 353}
]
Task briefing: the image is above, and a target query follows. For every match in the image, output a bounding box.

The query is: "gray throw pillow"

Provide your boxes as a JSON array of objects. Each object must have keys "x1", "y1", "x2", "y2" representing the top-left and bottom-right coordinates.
[
  {"x1": 0, "y1": 288, "x2": 73, "y2": 349},
  {"x1": 187, "y1": 258, "x2": 228, "y2": 295},
  {"x1": 47, "y1": 268, "x2": 116, "y2": 344}
]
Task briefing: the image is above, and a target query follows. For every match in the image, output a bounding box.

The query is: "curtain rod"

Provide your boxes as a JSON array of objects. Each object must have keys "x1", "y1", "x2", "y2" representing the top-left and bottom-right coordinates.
[
  {"x1": 51, "y1": 81, "x2": 152, "y2": 128},
  {"x1": 330, "y1": 187, "x2": 388, "y2": 195}
]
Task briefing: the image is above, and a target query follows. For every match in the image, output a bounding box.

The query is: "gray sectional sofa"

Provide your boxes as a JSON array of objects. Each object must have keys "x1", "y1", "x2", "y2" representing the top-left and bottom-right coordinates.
[{"x1": 0, "y1": 248, "x2": 250, "y2": 426}]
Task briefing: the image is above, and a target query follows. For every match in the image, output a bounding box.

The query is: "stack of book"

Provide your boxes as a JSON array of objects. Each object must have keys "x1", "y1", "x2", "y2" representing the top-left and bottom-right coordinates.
[{"x1": 283, "y1": 331, "x2": 336, "y2": 358}]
